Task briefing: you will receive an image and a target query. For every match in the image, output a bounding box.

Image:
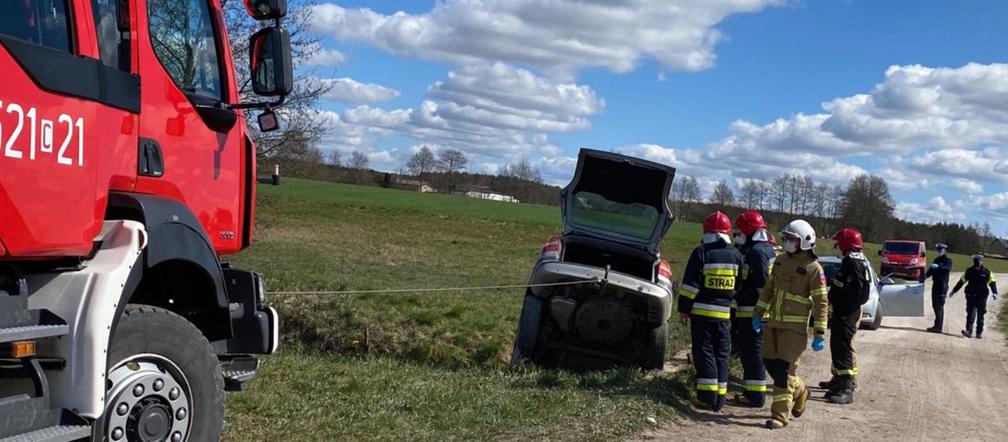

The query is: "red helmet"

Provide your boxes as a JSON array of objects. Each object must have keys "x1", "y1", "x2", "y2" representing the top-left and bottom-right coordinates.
[
  {"x1": 734, "y1": 211, "x2": 767, "y2": 237},
  {"x1": 833, "y1": 227, "x2": 863, "y2": 252},
  {"x1": 703, "y1": 211, "x2": 731, "y2": 234}
]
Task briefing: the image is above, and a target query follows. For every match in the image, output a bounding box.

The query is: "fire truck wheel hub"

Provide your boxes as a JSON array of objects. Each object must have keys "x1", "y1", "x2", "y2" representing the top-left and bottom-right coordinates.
[{"x1": 106, "y1": 354, "x2": 192, "y2": 442}]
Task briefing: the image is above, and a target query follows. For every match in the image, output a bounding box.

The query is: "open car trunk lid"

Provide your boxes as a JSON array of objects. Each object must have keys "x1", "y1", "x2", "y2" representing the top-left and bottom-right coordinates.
[{"x1": 562, "y1": 149, "x2": 676, "y2": 254}]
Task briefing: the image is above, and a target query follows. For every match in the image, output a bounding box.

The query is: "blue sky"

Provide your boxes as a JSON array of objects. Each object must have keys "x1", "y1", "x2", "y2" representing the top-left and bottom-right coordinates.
[{"x1": 303, "y1": 0, "x2": 1008, "y2": 234}]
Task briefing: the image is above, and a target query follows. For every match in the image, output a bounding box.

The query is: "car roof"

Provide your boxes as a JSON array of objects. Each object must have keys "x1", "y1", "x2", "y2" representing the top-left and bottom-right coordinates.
[
  {"x1": 883, "y1": 240, "x2": 923, "y2": 244},
  {"x1": 818, "y1": 256, "x2": 842, "y2": 263}
]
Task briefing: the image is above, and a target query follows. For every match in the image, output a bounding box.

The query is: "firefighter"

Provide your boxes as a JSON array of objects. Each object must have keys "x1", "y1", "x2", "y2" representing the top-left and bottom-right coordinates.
[
  {"x1": 678, "y1": 211, "x2": 745, "y2": 412},
  {"x1": 752, "y1": 219, "x2": 828, "y2": 429},
  {"x1": 951, "y1": 254, "x2": 998, "y2": 339},
  {"x1": 923, "y1": 243, "x2": 953, "y2": 333},
  {"x1": 728, "y1": 211, "x2": 776, "y2": 407},
  {"x1": 820, "y1": 228, "x2": 870, "y2": 405}
]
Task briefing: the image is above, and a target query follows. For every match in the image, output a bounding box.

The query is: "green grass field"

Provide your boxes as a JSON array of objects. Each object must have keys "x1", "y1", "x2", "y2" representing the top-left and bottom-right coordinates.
[{"x1": 223, "y1": 178, "x2": 1003, "y2": 441}]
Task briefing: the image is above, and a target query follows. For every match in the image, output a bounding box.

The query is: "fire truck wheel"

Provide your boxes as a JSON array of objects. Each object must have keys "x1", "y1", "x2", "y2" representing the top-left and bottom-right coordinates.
[{"x1": 103, "y1": 305, "x2": 225, "y2": 442}]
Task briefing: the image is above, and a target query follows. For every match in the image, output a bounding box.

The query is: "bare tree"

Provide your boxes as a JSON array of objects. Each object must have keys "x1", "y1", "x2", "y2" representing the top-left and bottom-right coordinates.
[
  {"x1": 406, "y1": 145, "x2": 437, "y2": 178},
  {"x1": 500, "y1": 158, "x2": 543, "y2": 183},
  {"x1": 739, "y1": 180, "x2": 762, "y2": 209},
  {"x1": 772, "y1": 175, "x2": 789, "y2": 213},
  {"x1": 710, "y1": 179, "x2": 735, "y2": 206},
  {"x1": 348, "y1": 151, "x2": 369, "y2": 169},
  {"x1": 223, "y1": 0, "x2": 335, "y2": 157},
  {"x1": 437, "y1": 148, "x2": 468, "y2": 174},
  {"x1": 813, "y1": 184, "x2": 830, "y2": 218},
  {"x1": 327, "y1": 150, "x2": 342, "y2": 168}
]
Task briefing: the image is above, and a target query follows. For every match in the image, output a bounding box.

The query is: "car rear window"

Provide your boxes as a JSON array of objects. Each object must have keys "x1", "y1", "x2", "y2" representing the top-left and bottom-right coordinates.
[
  {"x1": 883, "y1": 242, "x2": 921, "y2": 254},
  {"x1": 821, "y1": 261, "x2": 841, "y2": 280},
  {"x1": 570, "y1": 191, "x2": 659, "y2": 240}
]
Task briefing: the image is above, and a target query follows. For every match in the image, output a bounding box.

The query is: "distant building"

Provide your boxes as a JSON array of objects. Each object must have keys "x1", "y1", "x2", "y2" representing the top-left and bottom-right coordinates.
[
  {"x1": 453, "y1": 185, "x2": 519, "y2": 203},
  {"x1": 383, "y1": 174, "x2": 437, "y2": 193},
  {"x1": 987, "y1": 238, "x2": 1008, "y2": 258}
]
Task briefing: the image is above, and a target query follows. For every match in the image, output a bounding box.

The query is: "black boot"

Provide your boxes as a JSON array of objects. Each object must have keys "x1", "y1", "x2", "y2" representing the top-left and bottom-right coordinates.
[
  {"x1": 819, "y1": 375, "x2": 837, "y2": 390},
  {"x1": 827, "y1": 377, "x2": 854, "y2": 405},
  {"x1": 961, "y1": 329, "x2": 973, "y2": 338}
]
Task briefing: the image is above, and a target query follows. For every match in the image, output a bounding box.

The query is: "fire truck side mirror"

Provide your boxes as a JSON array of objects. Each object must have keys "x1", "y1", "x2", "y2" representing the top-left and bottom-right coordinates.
[
  {"x1": 244, "y1": 0, "x2": 288, "y2": 20},
  {"x1": 250, "y1": 27, "x2": 294, "y2": 97}
]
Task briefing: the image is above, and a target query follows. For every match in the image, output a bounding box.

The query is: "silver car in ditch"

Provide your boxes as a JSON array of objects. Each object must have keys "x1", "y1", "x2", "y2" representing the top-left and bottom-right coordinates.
[{"x1": 510, "y1": 149, "x2": 676, "y2": 371}]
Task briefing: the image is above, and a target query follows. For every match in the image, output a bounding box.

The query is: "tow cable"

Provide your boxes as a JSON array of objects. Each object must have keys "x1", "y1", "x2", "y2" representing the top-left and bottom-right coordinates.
[{"x1": 266, "y1": 279, "x2": 597, "y2": 296}]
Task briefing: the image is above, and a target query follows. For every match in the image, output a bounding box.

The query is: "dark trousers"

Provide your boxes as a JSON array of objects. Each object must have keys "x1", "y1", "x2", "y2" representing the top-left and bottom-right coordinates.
[
  {"x1": 691, "y1": 316, "x2": 730, "y2": 407},
  {"x1": 965, "y1": 296, "x2": 988, "y2": 336},
  {"x1": 830, "y1": 309, "x2": 859, "y2": 379},
  {"x1": 732, "y1": 317, "x2": 766, "y2": 402},
  {"x1": 931, "y1": 288, "x2": 947, "y2": 330}
]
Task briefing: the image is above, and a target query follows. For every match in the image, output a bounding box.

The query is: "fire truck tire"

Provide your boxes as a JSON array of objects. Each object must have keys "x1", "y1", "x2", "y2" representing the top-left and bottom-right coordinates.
[{"x1": 103, "y1": 305, "x2": 225, "y2": 442}]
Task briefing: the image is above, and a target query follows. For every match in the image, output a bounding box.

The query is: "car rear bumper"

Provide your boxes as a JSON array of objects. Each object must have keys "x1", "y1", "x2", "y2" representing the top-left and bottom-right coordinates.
[{"x1": 528, "y1": 261, "x2": 672, "y2": 323}]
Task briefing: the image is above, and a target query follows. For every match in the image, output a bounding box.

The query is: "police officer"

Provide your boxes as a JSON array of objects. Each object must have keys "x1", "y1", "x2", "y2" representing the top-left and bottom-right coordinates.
[
  {"x1": 951, "y1": 254, "x2": 999, "y2": 339},
  {"x1": 678, "y1": 211, "x2": 745, "y2": 411},
  {"x1": 820, "y1": 228, "x2": 870, "y2": 405},
  {"x1": 753, "y1": 219, "x2": 828, "y2": 429},
  {"x1": 728, "y1": 211, "x2": 776, "y2": 408},
  {"x1": 923, "y1": 243, "x2": 953, "y2": 333}
]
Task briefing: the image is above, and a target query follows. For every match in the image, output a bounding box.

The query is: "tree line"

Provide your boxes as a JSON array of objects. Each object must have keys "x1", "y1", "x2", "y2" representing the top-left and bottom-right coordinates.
[{"x1": 671, "y1": 173, "x2": 994, "y2": 255}]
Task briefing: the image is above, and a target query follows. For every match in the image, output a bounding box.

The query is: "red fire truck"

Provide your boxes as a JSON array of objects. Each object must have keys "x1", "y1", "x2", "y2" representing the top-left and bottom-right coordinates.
[{"x1": 1, "y1": 0, "x2": 291, "y2": 440}]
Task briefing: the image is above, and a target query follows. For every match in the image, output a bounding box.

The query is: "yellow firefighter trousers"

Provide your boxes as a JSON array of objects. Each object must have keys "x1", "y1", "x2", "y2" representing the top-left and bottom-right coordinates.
[{"x1": 763, "y1": 327, "x2": 809, "y2": 424}]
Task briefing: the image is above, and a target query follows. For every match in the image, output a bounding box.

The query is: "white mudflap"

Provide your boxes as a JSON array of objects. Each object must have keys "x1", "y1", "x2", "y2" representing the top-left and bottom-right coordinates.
[{"x1": 27, "y1": 220, "x2": 147, "y2": 418}]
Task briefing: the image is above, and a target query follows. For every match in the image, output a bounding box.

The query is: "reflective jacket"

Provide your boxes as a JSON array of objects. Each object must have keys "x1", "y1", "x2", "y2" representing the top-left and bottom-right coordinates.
[
  {"x1": 925, "y1": 254, "x2": 953, "y2": 293},
  {"x1": 733, "y1": 241, "x2": 777, "y2": 318},
  {"x1": 952, "y1": 265, "x2": 997, "y2": 299},
  {"x1": 828, "y1": 252, "x2": 871, "y2": 317},
  {"x1": 754, "y1": 251, "x2": 829, "y2": 336},
  {"x1": 677, "y1": 240, "x2": 745, "y2": 320}
]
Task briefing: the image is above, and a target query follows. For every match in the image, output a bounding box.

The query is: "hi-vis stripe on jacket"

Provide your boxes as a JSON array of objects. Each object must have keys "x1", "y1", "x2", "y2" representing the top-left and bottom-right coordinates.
[
  {"x1": 753, "y1": 251, "x2": 829, "y2": 335},
  {"x1": 677, "y1": 240, "x2": 746, "y2": 320}
]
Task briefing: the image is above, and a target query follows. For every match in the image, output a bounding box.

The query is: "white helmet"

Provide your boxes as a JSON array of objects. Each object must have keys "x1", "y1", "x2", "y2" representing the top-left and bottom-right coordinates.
[{"x1": 781, "y1": 219, "x2": 816, "y2": 251}]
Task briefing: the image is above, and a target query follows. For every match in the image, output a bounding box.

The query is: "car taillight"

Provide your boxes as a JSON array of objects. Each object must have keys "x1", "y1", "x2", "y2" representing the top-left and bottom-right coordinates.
[
  {"x1": 909, "y1": 258, "x2": 919, "y2": 265},
  {"x1": 540, "y1": 236, "x2": 561, "y2": 261},
  {"x1": 656, "y1": 260, "x2": 673, "y2": 290}
]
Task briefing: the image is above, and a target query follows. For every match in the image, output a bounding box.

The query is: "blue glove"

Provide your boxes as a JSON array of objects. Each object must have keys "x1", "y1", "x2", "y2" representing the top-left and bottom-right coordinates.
[
  {"x1": 930, "y1": 263, "x2": 939, "y2": 269},
  {"x1": 811, "y1": 336, "x2": 825, "y2": 352},
  {"x1": 751, "y1": 316, "x2": 762, "y2": 333},
  {"x1": 994, "y1": 293, "x2": 999, "y2": 301}
]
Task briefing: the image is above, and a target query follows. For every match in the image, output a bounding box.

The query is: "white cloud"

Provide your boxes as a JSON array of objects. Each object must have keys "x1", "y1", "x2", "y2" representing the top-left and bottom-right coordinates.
[
  {"x1": 974, "y1": 192, "x2": 1008, "y2": 218},
  {"x1": 319, "y1": 62, "x2": 602, "y2": 167},
  {"x1": 951, "y1": 178, "x2": 984, "y2": 194},
  {"x1": 321, "y1": 78, "x2": 401, "y2": 104},
  {"x1": 305, "y1": 47, "x2": 346, "y2": 67},
  {"x1": 876, "y1": 168, "x2": 929, "y2": 192},
  {"x1": 895, "y1": 196, "x2": 965, "y2": 224},
  {"x1": 310, "y1": 0, "x2": 782, "y2": 77},
  {"x1": 909, "y1": 147, "x2": 1008, "y2": 184}
]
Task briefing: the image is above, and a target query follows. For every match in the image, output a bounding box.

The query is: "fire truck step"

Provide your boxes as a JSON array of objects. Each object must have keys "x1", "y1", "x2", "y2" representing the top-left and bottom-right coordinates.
[
  {"x1": 222, "y1": 355, "x2": 260, "y2": 391},
  {"x1": 0, "y1": 425, "x2": 90, "y2": 442},
  {"x1": 0, "y1": 325, "x2": 69, "y2": 344}
]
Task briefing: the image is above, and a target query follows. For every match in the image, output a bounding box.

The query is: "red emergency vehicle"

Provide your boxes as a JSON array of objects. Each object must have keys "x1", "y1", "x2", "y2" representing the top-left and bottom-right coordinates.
[{"x1": 1, "y1": 1, "x2": 291, "y2": 440}]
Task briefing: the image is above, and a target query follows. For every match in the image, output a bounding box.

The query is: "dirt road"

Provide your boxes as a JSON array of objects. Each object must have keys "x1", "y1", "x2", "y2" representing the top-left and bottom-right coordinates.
[{"x1": 643, "y1": 273, "x2": 1008, "y2": 441}]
